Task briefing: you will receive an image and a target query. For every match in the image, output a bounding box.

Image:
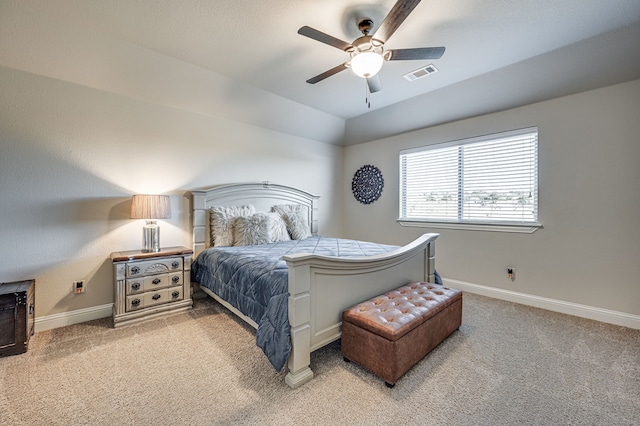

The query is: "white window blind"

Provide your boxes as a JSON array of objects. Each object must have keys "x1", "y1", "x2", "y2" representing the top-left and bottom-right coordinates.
[{"x1": 399, "y1": 127, "x2": 538, "y2": 226}]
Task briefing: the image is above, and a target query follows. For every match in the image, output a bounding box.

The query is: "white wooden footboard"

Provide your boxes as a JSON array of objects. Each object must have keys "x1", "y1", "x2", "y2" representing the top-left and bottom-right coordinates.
[{"x1": 283, "y1": 232, "x2": 438, "y2": 389}]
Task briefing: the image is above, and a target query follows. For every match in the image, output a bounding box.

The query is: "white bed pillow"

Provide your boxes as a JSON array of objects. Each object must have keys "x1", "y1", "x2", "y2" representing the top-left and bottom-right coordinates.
[
  {"x1": 268, "y1": 212, "x2": 291, "y2": 242},
  {"x1": 233, "y1": 212, "x2": 291, "y2": 246},
  {"x1": 233, "y1": 213, "x2": 272, "y2": 246},
  {"x1": 271, "y1": 204, "x2": 311, "y2": 240},
  {"x1": 209, "y1": 205, "x2": 255, "y2": 246}
]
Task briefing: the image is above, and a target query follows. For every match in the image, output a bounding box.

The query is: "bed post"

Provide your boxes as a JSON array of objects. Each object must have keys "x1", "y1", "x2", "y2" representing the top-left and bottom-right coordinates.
[
  {"x1": 191, "y1": 190, "x2": 207, "y2": 257},
  {"x1": 427, "y1": 239, "x2": 436, "y2": 283},
  {"x1": 285, "y1": 264, "x2": 314, "y2": 389}
]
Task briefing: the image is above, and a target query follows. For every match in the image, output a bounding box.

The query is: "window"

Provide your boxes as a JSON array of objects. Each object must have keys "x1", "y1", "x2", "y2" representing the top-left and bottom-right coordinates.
[{"x1": 399, "y1": 127, "x2": 539, "y2": 232}]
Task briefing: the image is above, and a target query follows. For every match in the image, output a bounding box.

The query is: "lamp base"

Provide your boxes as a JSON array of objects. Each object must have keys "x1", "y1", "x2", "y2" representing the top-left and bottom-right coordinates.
[{"x1": 142, "y1": 220, "x2": 160, "y2": 253}]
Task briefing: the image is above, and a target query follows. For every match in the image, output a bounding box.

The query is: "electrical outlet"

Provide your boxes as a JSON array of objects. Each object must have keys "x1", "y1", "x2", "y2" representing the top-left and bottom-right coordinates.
[
  {"x1": 506, "y1": 267, "x2": 516, "y2": 282},
  {"x1": 73, "y1": 280, "x2": 85, "y2": 294}
]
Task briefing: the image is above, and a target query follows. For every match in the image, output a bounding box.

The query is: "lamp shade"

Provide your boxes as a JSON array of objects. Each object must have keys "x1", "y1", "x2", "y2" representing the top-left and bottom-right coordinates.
[
  {"x1": 350, "y1": 51, "x2": 384, "y2": 78},
  {"x1": 130, "y1": 195, "x2": 171, "y2": 219}
]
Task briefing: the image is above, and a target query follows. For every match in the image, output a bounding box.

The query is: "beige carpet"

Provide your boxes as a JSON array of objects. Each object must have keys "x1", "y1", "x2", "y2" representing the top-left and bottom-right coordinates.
[{"x1": 1, "y1": 293, "x2": 638, "y2": 425}]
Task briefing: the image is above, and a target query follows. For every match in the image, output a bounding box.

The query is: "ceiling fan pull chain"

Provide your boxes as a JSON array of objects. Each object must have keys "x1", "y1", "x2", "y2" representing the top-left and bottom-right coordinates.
[{"x1": 365, "y1": 79, "x2": 371, "y2": 109}]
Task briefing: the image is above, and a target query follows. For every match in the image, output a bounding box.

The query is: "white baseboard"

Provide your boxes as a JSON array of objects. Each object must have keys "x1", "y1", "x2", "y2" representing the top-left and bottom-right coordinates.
[
  {"x1": 34, "y1": 304, "x2": 113, "y2": 332},
  {"x1": 33, "y1": 283, "x2": 640, "y2": 332},
  {"x1": 443, "y1": 278, "x2": 640, "y2": 330}
]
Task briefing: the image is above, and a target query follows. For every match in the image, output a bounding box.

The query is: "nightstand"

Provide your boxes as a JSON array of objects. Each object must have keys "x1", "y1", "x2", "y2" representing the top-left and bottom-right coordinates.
[{"x1": 111, "y1": 246, "x2": 193, "y2": 327}]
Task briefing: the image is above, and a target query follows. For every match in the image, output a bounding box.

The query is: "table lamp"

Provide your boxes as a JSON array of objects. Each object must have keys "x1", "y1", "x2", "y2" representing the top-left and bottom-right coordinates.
[{"x1": 130, "y1": 194, "x2": 171, "y2": 252}]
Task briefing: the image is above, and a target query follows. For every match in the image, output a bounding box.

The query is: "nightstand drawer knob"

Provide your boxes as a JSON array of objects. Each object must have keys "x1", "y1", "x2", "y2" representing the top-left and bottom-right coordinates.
[
  {"x1": 171, "y1": 291, "x2": 180, "y2": 299},
  {"x1": 131, "y1": 298, "x2": 141, "y2": 307},
  {"x1": 171, "y1": 276, "x2": 180, "y2": 284},
  {"x1": 152, "y1": 278, "x2": 161, "y2": 285},
  {"x1": 152, "y1": 294, "x2": 161, "y2": 301},
  {"x1": 132, "y1": 282, "x2": 141, "y2": 291},
  {"x1": 131, "y1": 266, "x2": 140, "y2": 274},
  {"x1": 171, "y1": 261, "x2": 180, "y2": 269}
]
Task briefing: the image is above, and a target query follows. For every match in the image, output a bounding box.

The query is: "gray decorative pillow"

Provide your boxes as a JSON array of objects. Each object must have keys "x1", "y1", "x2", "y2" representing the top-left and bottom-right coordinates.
[
  {"x1": 233, "y1": 213, "x2": 272, "y2": 246},
  {"x1": 272, "y1": 204, "x2": 311, "y2": 240},
  {"x1": 209, "y1": 205, "x2": 255, "y2": 246}
]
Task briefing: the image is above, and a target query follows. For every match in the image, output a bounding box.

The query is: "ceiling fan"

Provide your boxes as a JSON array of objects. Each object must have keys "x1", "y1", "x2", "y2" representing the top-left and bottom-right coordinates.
[{"x1": 298, "y1": 0, "x2": 445, "y2": 95}]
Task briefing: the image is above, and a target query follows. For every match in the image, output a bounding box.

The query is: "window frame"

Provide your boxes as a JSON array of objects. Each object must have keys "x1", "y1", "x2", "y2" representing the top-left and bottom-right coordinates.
[{"x1": 397, "y1": 127, "x2": 542, "y2": 233}]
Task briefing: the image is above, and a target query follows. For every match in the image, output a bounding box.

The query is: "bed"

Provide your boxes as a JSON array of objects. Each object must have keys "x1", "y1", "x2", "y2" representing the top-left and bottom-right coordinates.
[{"x1": 190, "y1": 182, "x2": 439, "y2": 389}]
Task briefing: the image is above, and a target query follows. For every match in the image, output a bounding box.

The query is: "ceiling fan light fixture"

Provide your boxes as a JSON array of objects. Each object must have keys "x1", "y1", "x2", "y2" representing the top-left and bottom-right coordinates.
[
  {"x1": 350, "y1": 51, "x2": 384, "y2": 78},
  {"x1": 299, "y1": 0, "x2": 446, "y2": 95}
]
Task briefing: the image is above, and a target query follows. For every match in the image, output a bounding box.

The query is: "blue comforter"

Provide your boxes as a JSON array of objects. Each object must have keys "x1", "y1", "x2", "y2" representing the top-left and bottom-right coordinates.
[{"x1": 191, "y1": 236, "x2": 399, "y2": 371}]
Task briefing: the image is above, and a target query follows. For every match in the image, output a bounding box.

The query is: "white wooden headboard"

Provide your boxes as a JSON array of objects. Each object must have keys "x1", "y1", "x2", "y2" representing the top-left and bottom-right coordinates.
[{"x1": 190, "y1": 182, "x2": 320, "y2": 257}]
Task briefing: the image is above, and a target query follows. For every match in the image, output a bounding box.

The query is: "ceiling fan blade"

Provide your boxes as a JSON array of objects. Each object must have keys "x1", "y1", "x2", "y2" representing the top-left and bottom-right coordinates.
[
  {"x1": 386, "y1": 47, "x2": 446, "y2": 61},
  {"x1": 306, "y1": 63, "x2": 349, "y2": 84},
  {"x1": 373, "y1": 0, "x2": 422, "y2": 44},
  {"x1": 298, "y1": 26, "x2": 354, "y2": 51},
  {"x1": 367, "y1": 75, "x2": 382, "y2": 93}
]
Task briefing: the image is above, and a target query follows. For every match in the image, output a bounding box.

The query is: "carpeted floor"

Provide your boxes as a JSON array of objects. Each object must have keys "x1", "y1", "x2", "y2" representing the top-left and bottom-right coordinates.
[{"x1": 1, "y1": 293, "x2": 638, "y2": 425}]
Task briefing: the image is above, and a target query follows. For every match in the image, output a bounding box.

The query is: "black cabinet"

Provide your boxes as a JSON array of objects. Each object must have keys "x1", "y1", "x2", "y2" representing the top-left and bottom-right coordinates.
[{"x1": 0, "y1": 280, "x2": 35, "y2": 356}]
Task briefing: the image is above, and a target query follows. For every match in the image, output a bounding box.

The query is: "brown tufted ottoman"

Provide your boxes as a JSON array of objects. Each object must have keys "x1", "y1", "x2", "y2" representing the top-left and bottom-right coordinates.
[{"x1": 341, "y1": 282, "x2": 462, "y2": 387}]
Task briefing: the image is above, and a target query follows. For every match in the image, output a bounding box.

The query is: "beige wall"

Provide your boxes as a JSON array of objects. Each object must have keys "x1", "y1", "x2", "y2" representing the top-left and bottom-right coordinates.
[
  {"x1": 0, "y1": 65, "x2": 343, "y2": 318},
  {"x1": 0, "y1": 2, "x2": 348, "y2": 322},
  {"x1": 2, "y1": 38, "x2": 638, "y2": 325},
  {"x1": 344, "y1": 79, "x2": 640, "y2": 317}
]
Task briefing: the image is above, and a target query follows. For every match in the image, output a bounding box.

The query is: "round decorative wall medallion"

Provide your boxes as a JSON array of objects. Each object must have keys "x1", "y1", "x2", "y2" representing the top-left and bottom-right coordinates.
[{"x1": 352, "y1": 165, "x2": 384, "y2": 204}]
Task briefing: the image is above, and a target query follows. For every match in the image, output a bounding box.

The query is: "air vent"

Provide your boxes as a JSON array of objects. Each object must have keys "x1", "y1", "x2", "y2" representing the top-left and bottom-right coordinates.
[{"x1": 403, "y1": 64, "x2": 438, "y2": 82}]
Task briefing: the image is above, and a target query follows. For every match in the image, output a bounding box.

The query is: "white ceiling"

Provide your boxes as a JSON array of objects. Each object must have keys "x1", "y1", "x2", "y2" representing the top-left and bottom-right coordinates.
[{"x1": 2, "y1": 0, "x2": 640, "y2": 145}]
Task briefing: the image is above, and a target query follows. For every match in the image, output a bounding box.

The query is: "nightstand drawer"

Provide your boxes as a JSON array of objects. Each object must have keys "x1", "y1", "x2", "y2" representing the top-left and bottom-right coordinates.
[
  {"x1": 144, "y1": 274, "x2": 168, "y2": 291},
  {"x1": 142, "y1": 289, "x2": 170, "y2": 308},
  {"x1": 127, "y1": 274, "x2": 168, "y2": 294},
  {"x1": 126, "y1": 279, "x2": 144, "y2": 294},
  {"x1": 125, "y1": 286, "x2": 184, "y2": 311},
  {"x1": 168, "y1": 287, "x2": 184, "y2": 302},
  {"x1": 127, "y1": 272, "x2": 183, "y2": 295},
  {"x1": 126, "y1": 257, "x2": 183, "y2": 278},
  {"x1": 168, "y1": 272, "x2": 183, "y2": 287},
  {"x1": 126, "y1": 289, "x2": 168, "y2": 311},
  {"x1": 126, "y1": 294, "x2": 145, "y2": 311}
]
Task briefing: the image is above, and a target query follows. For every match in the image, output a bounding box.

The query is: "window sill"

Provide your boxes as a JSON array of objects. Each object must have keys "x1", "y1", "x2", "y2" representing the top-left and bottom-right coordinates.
[{"x1": 397, "y1": 219, "x2": 542, "y2": 234}]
